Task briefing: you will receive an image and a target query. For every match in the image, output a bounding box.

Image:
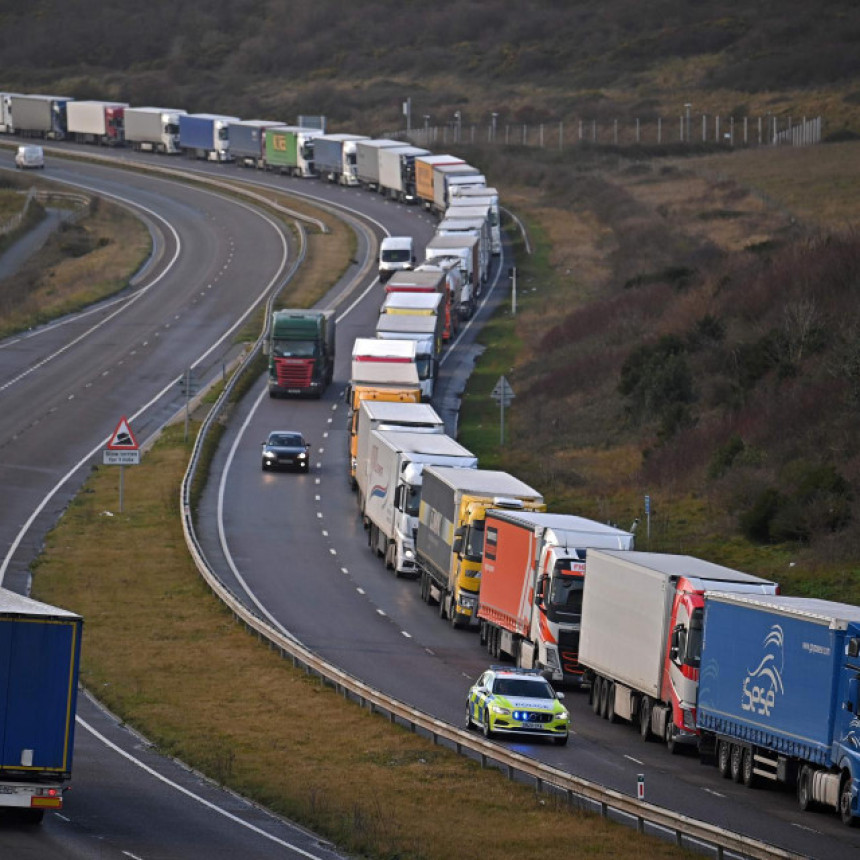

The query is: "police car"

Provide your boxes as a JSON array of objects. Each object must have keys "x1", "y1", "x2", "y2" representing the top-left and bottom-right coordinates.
[{"x1": 466, "y1": 666, "x2": 569, "y2": 745}]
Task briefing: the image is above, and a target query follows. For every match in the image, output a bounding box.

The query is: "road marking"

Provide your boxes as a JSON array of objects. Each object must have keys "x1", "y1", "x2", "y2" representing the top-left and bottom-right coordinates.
[
  {"x1": 315, "y1": 495, "x2": 321, "y2": 501},
  {"x1": 357, "y1": 588, "x2": 365, "y2": 595},
  {"x1": 625, "y1": 755, "x2": 644, "y2": 765},
  {"x1": 329, "y1": 548, "x2": 337, "y2": 555},
  {"x1": 791, "y1": 823, "x2": 819, "y2": 833},
  {"x1": 321, "y1": 530, "x2": 328, "y2": 537},
  {"x1": 702, "y1": 788, "x2": 725, "y2": 798},
  {"x1": 376, "y1": 609, "x2": 386, "y2": 617},
  {"x1": 401, "y1": 631, "x2": 412, "y2": 638},
  {"x1": 316, "y1": 512, "x2": 323, "y2": 518},
  {"x1": 340, "y1": 568, "x2": 348, "y2": 574}
]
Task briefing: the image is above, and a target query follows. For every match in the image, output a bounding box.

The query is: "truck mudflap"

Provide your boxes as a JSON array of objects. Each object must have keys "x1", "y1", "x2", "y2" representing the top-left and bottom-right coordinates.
[{"x1": 557, "y1": 629, "x2": 585, "y2": 684}]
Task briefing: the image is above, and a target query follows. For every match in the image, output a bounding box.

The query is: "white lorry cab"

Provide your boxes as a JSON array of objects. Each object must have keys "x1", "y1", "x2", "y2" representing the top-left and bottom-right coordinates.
[{"x1": 379, "y1": 236, "x2": 415, "y2": 281}]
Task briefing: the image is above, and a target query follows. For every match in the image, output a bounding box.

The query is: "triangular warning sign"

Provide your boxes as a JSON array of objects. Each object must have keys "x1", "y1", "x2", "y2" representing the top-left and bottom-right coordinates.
[{"x1": 107, "y1": 416, "x2": 139, "y2": 450}]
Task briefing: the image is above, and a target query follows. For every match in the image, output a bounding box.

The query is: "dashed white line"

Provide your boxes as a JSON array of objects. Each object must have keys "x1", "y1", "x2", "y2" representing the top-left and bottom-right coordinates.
[
  {"x1": 356, "y1": 588, "x2": 365, "y2": 595},
  {"x1": 625, "y1": 755, "x2": 644, "y2": 765},
  {"x1": 376, "y1": 609, "x2": 386, "y2": 617},
  {"x1": 702, "y1": 788, "x2": 725, "y2": 798},
  {"x1": 401, "y1": 631, "x2": 412, "y2": 638}
]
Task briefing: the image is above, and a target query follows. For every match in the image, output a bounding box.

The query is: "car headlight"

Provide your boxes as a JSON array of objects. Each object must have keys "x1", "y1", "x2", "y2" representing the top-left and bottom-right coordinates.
[
  {"x1": 298, "y1": 452, "x2": 307, "y2": 459},
  {"x1": 557, "y1": 709, "x2": 570, "y2": 722},
  {"x1": 489, "y1": 704, "x2": 511, "y2": 716},
  {"x1": 403, "y1": 548, "x2": 415, "y2": 560},
  {"x1": 263, "y1": 451, "x2": 276, "y2": 459}
]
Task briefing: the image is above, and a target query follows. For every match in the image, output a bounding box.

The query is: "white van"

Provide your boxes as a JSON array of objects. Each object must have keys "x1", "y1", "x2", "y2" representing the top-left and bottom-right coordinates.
[
  {"x1": 378, "y1": 236, "x2": 415, "y2": 281},
  {"x1": 15, "y1": 145, "x2": 44, "y2": 169}
]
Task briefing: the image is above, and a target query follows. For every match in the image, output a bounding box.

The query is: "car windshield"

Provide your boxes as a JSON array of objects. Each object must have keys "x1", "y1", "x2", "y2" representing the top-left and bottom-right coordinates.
[
  {"x1": 492, "y1": 678, "x2": 554, "y2": 699},
  {"x1": 270, "y1": 434, "x2": 303, "y2": 447}
]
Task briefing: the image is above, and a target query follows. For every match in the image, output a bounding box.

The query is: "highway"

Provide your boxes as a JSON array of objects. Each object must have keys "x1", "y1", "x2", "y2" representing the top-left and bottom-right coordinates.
[{"x1": 1, "y1": 144, "x2": 858, "y2": 858}]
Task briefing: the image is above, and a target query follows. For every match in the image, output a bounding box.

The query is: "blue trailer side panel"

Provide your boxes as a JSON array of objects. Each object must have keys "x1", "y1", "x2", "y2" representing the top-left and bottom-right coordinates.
[
  {"x1": 313, "y1": 137, "x2": 341, "y2": 175},
  {"x1": 0, "y1": 614, "x2": 81, "y2": 774},
  {"x1": 179, "y1": 115, "x2": 215, "y2": 150},
  {"x1": 698, "y1": 597, "x2": 841, "y2": 766}
]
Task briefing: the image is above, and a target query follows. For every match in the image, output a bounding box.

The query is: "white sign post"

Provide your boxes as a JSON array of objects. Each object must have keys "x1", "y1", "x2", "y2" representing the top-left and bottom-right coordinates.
[{"x1": 103, "y1": 416, "x2": 140, "y2": 513}]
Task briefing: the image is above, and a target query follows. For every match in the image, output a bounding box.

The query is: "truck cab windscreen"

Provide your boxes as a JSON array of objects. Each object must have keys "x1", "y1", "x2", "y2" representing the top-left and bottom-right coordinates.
[
  {"x1": 683, "y1": 608, "x2": 704, "y2": 668},
  {"x1": 404, "y1": 484, "x2": 421, "y2": 518},
  {"x1": 273, "y1": 339, "x2": 319, "y2": 358},
  {"x1": 463, "y1": 520, "x2": 485, "y2": 562},
  {"x1": 415, "y1": 356, "x2": 433, "y2": 379},
  {"x1": 547, "y1": 570, "x2": 584, "y2": 622}
]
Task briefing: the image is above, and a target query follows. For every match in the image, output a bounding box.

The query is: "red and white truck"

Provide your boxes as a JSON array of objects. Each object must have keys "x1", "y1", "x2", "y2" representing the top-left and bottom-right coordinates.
[
  {"x1": 579, "y1": 550, "x2": 779, "y2": 752},
  {"x1": 477, "y1": 512, "x2": 635, "y2": 685}
]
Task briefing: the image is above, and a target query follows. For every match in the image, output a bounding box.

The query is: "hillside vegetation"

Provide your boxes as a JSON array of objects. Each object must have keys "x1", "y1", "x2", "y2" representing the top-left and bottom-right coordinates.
[{"x1": 2, "y1": 1, "x2": 860, "y2": 135}]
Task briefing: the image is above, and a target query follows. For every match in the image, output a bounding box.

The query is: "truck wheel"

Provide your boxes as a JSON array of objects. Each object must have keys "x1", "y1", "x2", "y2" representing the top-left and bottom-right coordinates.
[
  {"x1": 599, "y1": 678, "x2": 610, "y2": 719},
  {"x1": 717, "y1": 740, "x2": 732, "y2": 778},
  {"x1": 741, "y1": 746, "x2": 757, "y2": 787},
  {"x1": 438, "y1": 593, "x2": 447, "y2": 620},
  {"x1": 639, "y1": 697, "x2": 653, "y2": 741},
  {"x1": 798, "y1": 765, "x2": 813, "y2": 810},
  {"x1": 665, "y1": 719, "x2": 680, "y2": 755},
  {"x1": 591, "y1": 677, "x2": 603, "y2": 715},
  {"x1": 606, "y1": 683, "x2": 617, "y2": 723},
  {"x1": 840, "y1": 772, "x2": 858, "y2": 827},
  {"x1": 730, "y1": 743, "x2": 744, "y2": 783}
]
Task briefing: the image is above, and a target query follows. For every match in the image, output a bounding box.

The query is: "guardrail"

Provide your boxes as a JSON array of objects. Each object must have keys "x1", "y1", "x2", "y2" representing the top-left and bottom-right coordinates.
[{"x1": 177, "y1": 312, "x2": 805, "y2": 860}]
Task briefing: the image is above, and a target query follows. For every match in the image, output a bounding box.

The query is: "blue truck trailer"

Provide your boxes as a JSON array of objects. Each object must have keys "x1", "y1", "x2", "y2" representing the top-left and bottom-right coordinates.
[
  {"x1": 697, "y1": 592, "x2": 860, "y2": 825},
  {"x1": 0, "y1": 589, "x2": 82, "y2": 823},
  {"x1": 179, "y1": 113, "x2": 239, "y2": 161}
]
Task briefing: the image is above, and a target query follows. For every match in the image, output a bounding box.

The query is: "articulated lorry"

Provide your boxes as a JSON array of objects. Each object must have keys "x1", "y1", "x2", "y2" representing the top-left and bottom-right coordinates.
[
  {"x1": 415, "y1": 154, "x2": 465, "y2": 210},
  {"x1": 449, "y1": 187, "x2": 502, "y2": 255},
  {"x1": 431, "y1": 164, "x2": 485, "y2": 215},
  {"x1": 314, "y1": 133, "x2": 369, "y2": 185},
  {"x1": 416, "y1": 257, "x2": 468, "y2": 324},
  {"x1": 425, "y1": 234, "x2": 481, "y2": 310},
  {"x1": 375, "y1": 313, "x2": 439, "y2": 402},
  {"x1": 385, "y1": 268, "x2": 459, "y2": 342},
  {"x1": 356, "y1": 138, "x2": 403, "y2": 189},
  {"x1": 229, "y1": 120, "x2": 282, "y2": 168},
  {"x1": 124, "y1": 107, "x2": 186, "y2": 154},
  {"x1": 377, "y1": 145, "x2": 429, "y2": 202},
  {"x1": 0, "y1": 589, "x2": 82, "y2": 823},
  {"x1": 264, "y1": 126, "x2": 319, "y2": 177},
  {"x1": 66, "y1": 100, "x2": 127, "y2": 145},
  {"x1": 436, "y1": 215, "x2": 490, "y2": 286},
  {"x1": 264, "y1": 309, "x2": 335, "y2": 398},
  {"x1": 359, "y1": 429, "x2": 477, "y2": 577},
  {"x1": 179, "y1": 113, "x2": 239, "y2": 161},
  {"x1": 697, "y1": 593, "x2": 860, "y2": 826},
  {"x1": 10, "y1": 94, "x2": 72, "y2": 139},
  {"x1": 416, "y1": 467, "x2": 544, "y2": 629},
  {"x1": 579, "y1": 550, "x2": 778, "y2": 752},
  {"x1": 345, "y1": 338, "x2": 422, "y2": 487},
  {"x1": 478, "y1": 512, "x2": 635, "y2": 684},
  {"x1": 0, "y1": 93, "x2": 20, "y2": 133}
]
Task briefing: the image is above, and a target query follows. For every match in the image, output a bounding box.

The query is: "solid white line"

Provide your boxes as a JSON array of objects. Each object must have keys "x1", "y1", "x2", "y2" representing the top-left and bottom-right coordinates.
[{"x1": 78, "y1": 718, "x2": 331, "y2": 859}]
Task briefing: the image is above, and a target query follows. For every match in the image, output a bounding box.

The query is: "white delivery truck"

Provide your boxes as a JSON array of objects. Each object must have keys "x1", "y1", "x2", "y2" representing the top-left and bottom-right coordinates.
[
  {"x1": 375, "y1": 313, "x2": 440, "y2": 401},
  {"x1": 449, "y1": 187, "x2": 502, "y2": 255},
  {"x1": 124, "y1": 107, "x2": 186, "y2": 154},
  {"x1": 360, "y1": 429, "x2": 477, "y2": 576}
]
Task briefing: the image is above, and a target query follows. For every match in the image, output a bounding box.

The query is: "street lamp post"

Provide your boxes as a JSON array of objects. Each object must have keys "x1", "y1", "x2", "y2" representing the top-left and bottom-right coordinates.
[
  {"x1": 423, "y1": 114, "x2": 430, "y2": 143},
  {"x1": 684, "y1": 103, "x2": 692, "y2": 143},
  {"x1": 454, "y1": 110, "x2": 461, "y2": 143},
  {"x1": 491, "y1": 112, "x2": 498, "y2": 142}
]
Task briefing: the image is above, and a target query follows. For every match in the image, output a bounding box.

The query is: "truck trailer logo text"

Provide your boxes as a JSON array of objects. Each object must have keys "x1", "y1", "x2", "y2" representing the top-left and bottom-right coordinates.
[{"x1": 741, "y1": 624, "x2": 784, "y2": 717}]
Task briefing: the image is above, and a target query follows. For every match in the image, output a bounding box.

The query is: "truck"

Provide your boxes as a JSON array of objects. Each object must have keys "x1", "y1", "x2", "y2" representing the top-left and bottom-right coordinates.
[
  {"x1": 377, "y1": 145, "x2": 429, "y2": 202},
  {"x1": 378, "y1": 236, "x2": 415, "y2": 281},
  {"x1": 385, "y1": 268, "x2": 459, "y2": 342},
  {"x1": 264, "y1": 309, "x2": 336, "y2": 398},
  {"x1": 415, "y1": 154, "x2": 465, "y2": 210},
  {"x1": 431, "y1": 163, "x2": 484, "y2": 215},
  {"x1": 0, "y1": 589, "x2": 82, "y2": 823},
  {"x1": 449, "y1": 186, "x2": 502, "y2": 255},
  {"x1": 179, "y1": 113, "x2": 239, "y2": 161},
  {"x1": 0, "y1": 93, "x2": 21, "y2": 133},
  {"x1": 578, "y1": 550, "x2": 779, "y2": 753},
  {"x1": 696, "y1": 593, "x2": 860, "y2": 825},
  {"x1": 345, "y1": 338, "x2": 423, "y2": 487},
  {"x1": 66, "y1": 100, "x2": 128, "y2": 145},
  {"x1": 381, "y1": 290, "x2": 444, "y2": 347},
  {"x1": 229, "y1": 120, "x2": 282, "y2": 168},
  {"x1": 477, "y1": 512, "x2": 635, "y2": 684},
  {"x1": 9, "y1": 94, "x2": 72, "y2": 139},
  {"x1": 360, "y1": 430, "x2": 477, "y2": 577},
  {"x1": 124, "y1": 107, "x2": 186, "y2": 154},
  {"x1": 314, "y1": 133, "x2": 369, "y2": 185},
  {"x1": 425, "y1": 234, "x2": 481, "y2": 307},
  {"x1": 416, "y1": 256, "x2": 469, "y2": 323},
  {"x1": 436, "y1": 215, "x2": 490, "y2": 286},
  {"x1": 416, "y1": 467, "x2": 545, "y2": 629},
  {"x1": 375, "y1": 313, "x2": 439, "y2": 402},
  {"x1": 356, "y1": 138, "x2": 404, "y2": 189},
  {"x1": 263, "y1": 126, "x2": 319, "y2": 177}
]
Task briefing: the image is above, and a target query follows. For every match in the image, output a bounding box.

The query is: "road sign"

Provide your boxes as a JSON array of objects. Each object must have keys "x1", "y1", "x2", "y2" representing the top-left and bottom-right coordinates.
[
  {"x1": 491, "y1": 375, "x2": 515, "y2": 406},
  {"x1": 103, "y1": 449, "x2": 140, "y2": 466},
  {"x1": 107, "y1": 416, "x2": 139, "y2": 451}
]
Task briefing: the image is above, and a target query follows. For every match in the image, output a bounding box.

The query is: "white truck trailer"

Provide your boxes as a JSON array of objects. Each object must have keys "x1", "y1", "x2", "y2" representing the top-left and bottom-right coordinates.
[
  {"x1": 359, "y1": 429, "x2": 477, "y2": 576},
  {"x1": 124, "y1": 107, "x2": 186, "y2": 154}
]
